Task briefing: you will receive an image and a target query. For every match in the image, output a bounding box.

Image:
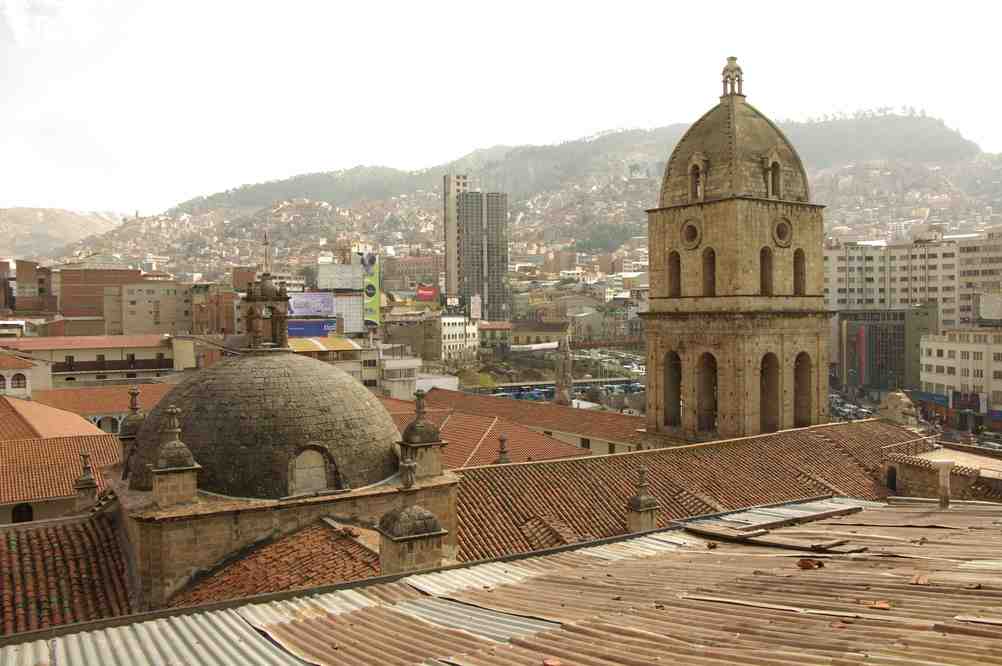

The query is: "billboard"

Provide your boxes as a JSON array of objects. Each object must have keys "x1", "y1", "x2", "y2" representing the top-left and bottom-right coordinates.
[
  {"x1": 288, "y1": 318, "x2": 339, "y2": 338},
  {"x1": 415, "y1": 284, "x2": 439, "y2": 302},
  {"x1": 469, "y1": 294, "x2": 482, "y2": 320},
  {"x1": 362, "y1": 252, "x2": 380, "y2": 326},
  {"x1": 288, "y1": 292, "x2": 334, "y2": 317}
]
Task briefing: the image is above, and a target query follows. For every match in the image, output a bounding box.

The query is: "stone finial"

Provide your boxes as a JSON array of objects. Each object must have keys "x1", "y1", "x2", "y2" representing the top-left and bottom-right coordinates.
[
  {"x1": 496, "y1": 434, "x2": 511, "y2": 464},
  {"x1": 128, "y1": 385, "x2": 141, "y2": 414},
  {"x1": 156, "y1": 405, "x2": 197, "y2": 469},
  {"x1": 74, "y1": 452, "x2": 97, "y2": 491},
  {"x1": 377, "y1": 504, "x2": 448, "y2": 575},
  {"x1": 400, "y1": 446, "x2": 417, "y2": 489},
  {"x1": 722, "y1": 56, "x2": 743, "y2": 96},
  {"x1": 627, "y1": 466, "x2": 658, "y2": 512},
  {"x1": 74, "y1": 452, "x2": 98, "y2": 512},
  {"x1": 402, "y1": 390, "x2": 440, "y2": 445}
]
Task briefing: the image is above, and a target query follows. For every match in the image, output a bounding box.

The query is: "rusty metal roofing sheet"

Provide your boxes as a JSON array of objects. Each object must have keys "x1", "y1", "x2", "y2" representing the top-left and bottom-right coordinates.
[
  {"x1": 574, "y1": 533, "x2": 687, "y2": 561},
  {"x1": 0, "y1": 641, "x2": 49, "y2": 666},
  {"x1": 392, "y1": 598, "x2": 559, "y2": 643},
  {"x1": 248, "y1": 605, "x2": 497, "y2": 666},
  {"x1": 403, "y1": 561, "x2": 539, "y2": 596},
  {"x1": 237, "y1": 589, "x2": 376, "y2": 628}
]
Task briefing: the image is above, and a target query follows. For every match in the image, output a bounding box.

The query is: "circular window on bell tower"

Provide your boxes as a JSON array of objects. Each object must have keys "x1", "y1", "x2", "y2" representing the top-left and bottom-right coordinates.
[
  {"x1": 680, "y1": 220, "x2": 702, "y2": 250},
  {"x1": 773, "y1": 219, "x2": 792, "y2": 247}
]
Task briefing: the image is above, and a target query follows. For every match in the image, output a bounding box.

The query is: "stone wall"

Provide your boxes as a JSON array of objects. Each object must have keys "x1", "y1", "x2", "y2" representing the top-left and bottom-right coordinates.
[
  {"x1": 380, "y1": 532, "x2": 446, "y2": 575},
  {"x1": 883, "y1": 455, "x2": 980, "y2": 499},
  {"x1": 128, "y1": 475, "x2": 457, "y2": 609},
  {"x1": 0, "y1": 497, "x2": 74, "y2": 524}
]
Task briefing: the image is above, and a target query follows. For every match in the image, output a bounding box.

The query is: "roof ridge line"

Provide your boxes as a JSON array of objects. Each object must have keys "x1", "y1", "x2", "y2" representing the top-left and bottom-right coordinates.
[{"x1": 463, "y1": 416, "x2": 498, "y2": 468}]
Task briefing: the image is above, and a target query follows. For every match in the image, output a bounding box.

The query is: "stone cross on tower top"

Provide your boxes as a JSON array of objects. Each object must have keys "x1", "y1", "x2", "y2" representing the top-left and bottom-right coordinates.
[{"x1": 721, "y1": 56, "x2": 743, "y2": 96}]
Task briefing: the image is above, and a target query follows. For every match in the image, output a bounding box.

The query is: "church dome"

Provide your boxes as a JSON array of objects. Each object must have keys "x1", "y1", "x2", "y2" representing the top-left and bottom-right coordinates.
[
  {"x1": 658, "y1": 57, "x2": 810, "y2": 208},
  {"x1": 128, "y1": 350, "x2": 400, "y2": 498}
]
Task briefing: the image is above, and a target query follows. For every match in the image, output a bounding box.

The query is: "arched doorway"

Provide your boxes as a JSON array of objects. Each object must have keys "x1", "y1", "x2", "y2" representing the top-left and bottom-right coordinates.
[
  {"x1": 697, "y1": 352, "x2": 718, "y2": 432},
  {"x1": 793, "y1": 249, "x2": 806, "y2": 296},
  {"x1": 664, "y1": 351, "x2": 682, "y2": 427},
  {"x1": 12, "y1": 503, "x2": 33, "y2": 523},
  {"x1": 668, "y1": 251, "x2": 681, "y2": 298},
  {"x1": 759, "y1": 247, "x2": 773, "y2": 296},
  {"x1": 702, "y1": 248, "x2": 716, "y2": 297},
  {"x1": 760, "y1": 353, "x2": 780, "y2": 433},
  {"x1": 794, "y1": 352, "x2": 813, "y2": 427}
]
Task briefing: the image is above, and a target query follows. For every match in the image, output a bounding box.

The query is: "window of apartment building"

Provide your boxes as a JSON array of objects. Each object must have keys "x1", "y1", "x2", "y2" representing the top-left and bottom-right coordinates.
[
  {"x1": 580, "y1": 438, "x2": 590, "y2": 449},
  {"x1": 363, "y1": 379, "x2": 377, "y2": 387},
  {"x1": 961, "y1": 383, "x2": 971, "y2": 393},
  {"x1": 96, "y1": 375, "x2": 106, "y2": 380},
  {"x1": 975, "y1": 384, "x2": 985, "y2": 394},
  {"x1": 974, "y1": 368, "x2": 984, "y2": 378},
  {"x1": 363, "y1": 359, "x2": 377, "y2": 368},
  {"x1": 974, "y1": 352, "x2": 984, "y2": 361},
  {"x1": 936, "y1": 365, "x2": 945, "y2": 373},
  {"x1": 64, "y1": 355, "x2": 74, "y2": 367},
  {"x1": 923, "y1": 364, "x2": 933, "y2": 372},
  {"x1": 960, "y1": 334, "x2": 971, "y2": 343},
  {"x1": 936, "y1": 349, "x2": 944, "y2": 358},
  {"x1": 995, "y1": 352, "x2": 1002, "y2": 362},
  {"x1": 994, "y1": 370, "x2": 1002, "y2": 380},
  {"x1": 127, "y1": 353, "x2": 136, "y2": 368},
  {"x1": 947, "y1": 350, "x2": 956, "y2": 359},
  {"x1": 129, "y1": 300, "x2": 136, "y2": 306},
  {"x1": 975, "y1": 335, "x2": 988, "y2": 344},
  {"x1": 961, "y1": 368, "x2": 970, "y2": 377},
  {"x1": 961, "y1": 351, "x2": 970, "y2": 360},
  {"x1": 947, "y1": 367, "x2": 956, "y2": 375}
]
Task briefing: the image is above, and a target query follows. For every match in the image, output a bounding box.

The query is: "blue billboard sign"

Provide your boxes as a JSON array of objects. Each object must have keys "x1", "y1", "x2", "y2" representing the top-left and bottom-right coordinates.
[{"x1": 287, "y1": 318, "x2": 338, "y2": 338}]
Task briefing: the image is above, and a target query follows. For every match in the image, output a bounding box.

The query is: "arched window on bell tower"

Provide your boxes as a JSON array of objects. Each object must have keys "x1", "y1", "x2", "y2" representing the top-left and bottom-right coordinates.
[
  {"x1": 770, "y1": 162, "x2": 781, "y2": 199},
  {"x1": 702, "y1": 248, "x2": 716, "y2": 297},
  {"x1": 690, "y1": 164, "x2": 702, "y2": 202},
  {"x1": 668, "y1": 251, "x2": 681, "y2": 298}
]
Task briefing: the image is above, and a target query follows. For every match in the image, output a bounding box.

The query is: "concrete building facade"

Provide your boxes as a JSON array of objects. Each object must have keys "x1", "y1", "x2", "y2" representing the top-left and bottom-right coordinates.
[
  {"x1": 836, "y1": 303, "x2": 938, "y2": 392},
  {"x1": 457, "y1": 191, "x2": 510, "y2": 321},
  {"x1": 644, "y1": 58, "x2": 829, "y2": 442},
  {"x1": 443, "y1": 174, "x2": 468, "y2": 302}
]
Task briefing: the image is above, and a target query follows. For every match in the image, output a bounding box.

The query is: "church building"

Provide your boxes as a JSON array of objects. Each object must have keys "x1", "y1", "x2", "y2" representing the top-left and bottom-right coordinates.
[{"x1": 644, "y1": 57, "x2": 830, "y2": 441}]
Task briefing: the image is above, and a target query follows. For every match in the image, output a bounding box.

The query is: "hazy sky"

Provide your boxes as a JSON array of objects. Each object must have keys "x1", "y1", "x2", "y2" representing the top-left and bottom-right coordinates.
[{"x1": 0, "y1": 1, "x2": 997, "y2": 213}]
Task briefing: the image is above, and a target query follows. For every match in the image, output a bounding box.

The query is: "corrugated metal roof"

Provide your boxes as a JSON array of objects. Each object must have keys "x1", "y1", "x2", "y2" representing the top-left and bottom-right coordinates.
[
  {"x1": 392, "y1": 598, "x2": 558, "y2": 642},
  {"x1": 0, "y1": 640, "x2": 49, "y2": 666},
  {"x1": 30, "y1": 610, "x2": 305, "y2": 666},
  {"x1": 5, "y1": 500, "x2": 1002, "y2": 665},
  {"x1": 403, "y1": 561, "x2": 540, "y2": 596},
  {"x1": 238, "y1": 589, "x2": 376, "y2": 628}
]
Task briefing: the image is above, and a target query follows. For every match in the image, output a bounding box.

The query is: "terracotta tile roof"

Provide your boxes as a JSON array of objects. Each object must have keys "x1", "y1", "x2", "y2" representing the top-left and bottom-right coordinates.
[
  {"x1": 380, "y1": 398, "x2": 589, "y2": 468},
  {"x1": 32, "y1": 384, "x2": 174, "y2": 417},
  {"x1": 167, "y1": 521, "x2": 379, "y2": 608},
  {"x1": 0, "y1": 396, "x2": 105, "y2": 440},
  {"x1": 0, "y1": 434, "x2": 121, "y2": 504},
  {"x1": 0, "y1": 334, "x2": 168, "y2": 352},
  {"x1": 0, "y1": 353, "x2": 33, "y2": 370},
  {"x1": 424, "y1": 388, "x2": 645, "y2": 445},
  {"x1": 454, "y1": 420, "x2": 918, "y2": 561},
  {"x1": 0, "y1": 513, "x2": 133, "y2": 635}
]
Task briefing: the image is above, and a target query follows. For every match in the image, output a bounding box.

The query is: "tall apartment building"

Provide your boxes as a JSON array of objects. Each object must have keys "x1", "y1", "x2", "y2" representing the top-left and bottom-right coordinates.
[
  {"x1": 823, "y1": 239, "x2": 960, "y2": 328},
  {"x1": 442, "y1": 174, "x2": 469, "y2": 302},
  {"x1": 457, "y1": 190, "x2": 510, "y2": 321}
]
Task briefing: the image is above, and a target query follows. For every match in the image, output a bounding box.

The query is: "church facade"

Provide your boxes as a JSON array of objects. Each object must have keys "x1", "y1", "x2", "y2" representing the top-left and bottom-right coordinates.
[{"x1": 644, "y1": 58, "x2": 829, "y2": 441}]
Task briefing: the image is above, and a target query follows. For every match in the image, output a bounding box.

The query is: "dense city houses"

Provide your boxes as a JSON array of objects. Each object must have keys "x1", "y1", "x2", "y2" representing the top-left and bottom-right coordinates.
[{"x1": 1, "y1": 59, "x2": 1001, "y2": 666}]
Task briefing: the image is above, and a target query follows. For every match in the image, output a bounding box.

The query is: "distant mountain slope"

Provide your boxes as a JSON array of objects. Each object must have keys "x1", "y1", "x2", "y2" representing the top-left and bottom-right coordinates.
[
  {"x1": 0, "y1": 208, "x2": 121, "y2": 258},
  {"x1": 173, "y1": 113, "x2": 979, "y2": 214}
]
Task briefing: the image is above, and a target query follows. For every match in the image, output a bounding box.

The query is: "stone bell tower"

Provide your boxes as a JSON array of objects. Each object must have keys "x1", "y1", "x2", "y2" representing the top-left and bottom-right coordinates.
[
  {"x1": 643, "y1": 57, "x2": 829, "y2": 442},
  {"x1": 243, "y1": 230, "x2": 290, "y2": 348}
]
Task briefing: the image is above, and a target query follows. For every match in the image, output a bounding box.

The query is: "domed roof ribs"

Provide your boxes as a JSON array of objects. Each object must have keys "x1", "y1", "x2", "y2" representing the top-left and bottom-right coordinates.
[{"x1": 657, "y1": 57, "x2": 814, "y2": 208}]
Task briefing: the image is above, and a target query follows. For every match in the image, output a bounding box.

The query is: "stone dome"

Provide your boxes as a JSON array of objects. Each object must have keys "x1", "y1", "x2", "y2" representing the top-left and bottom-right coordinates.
[
  {"x1": 128, "y1": 350, "x2": 400, "y2": 498},
  {"x1": 659, "y1": 58, "x2": 810, "y2": 207},
  {"x1": 379, "y1": 505, "x2": 441, "y2": 538}
]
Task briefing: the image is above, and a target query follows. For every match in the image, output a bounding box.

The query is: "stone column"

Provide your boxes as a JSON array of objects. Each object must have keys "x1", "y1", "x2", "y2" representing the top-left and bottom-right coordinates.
[{"x1": 932, "y1": 460, "x2": 954, "y2": 510}]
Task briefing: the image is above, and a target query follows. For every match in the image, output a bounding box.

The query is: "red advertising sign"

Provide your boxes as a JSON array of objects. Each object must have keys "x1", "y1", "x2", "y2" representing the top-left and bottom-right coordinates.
[{"x1": 416, "y1": 284, "x2": 439, "y2": 301}]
